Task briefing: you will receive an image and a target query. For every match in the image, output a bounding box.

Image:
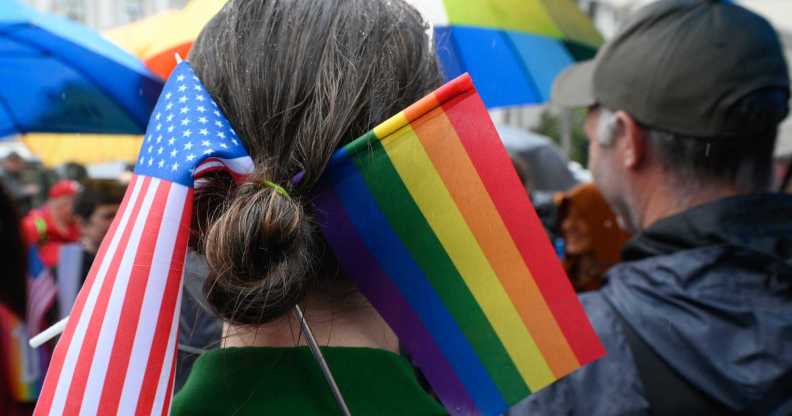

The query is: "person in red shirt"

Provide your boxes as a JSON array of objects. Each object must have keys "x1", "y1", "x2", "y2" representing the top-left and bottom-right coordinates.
[{"x1": 22, "y1": 180, "x2": 81, "y2": 268}]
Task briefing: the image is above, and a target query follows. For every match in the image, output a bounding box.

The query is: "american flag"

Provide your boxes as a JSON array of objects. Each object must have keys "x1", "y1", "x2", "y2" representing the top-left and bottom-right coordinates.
[
  {"x1": 27, "y1": 247, "x2": 57, "y2": 338},
  {"x1": 35, "y1": 62, "x2": 254, "y2": 416}
]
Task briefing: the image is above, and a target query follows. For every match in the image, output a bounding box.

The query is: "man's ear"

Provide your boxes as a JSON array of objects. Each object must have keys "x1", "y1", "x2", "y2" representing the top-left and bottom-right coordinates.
[{"x1": 615, "y1": 111, "x2": 647, "y2": 170}]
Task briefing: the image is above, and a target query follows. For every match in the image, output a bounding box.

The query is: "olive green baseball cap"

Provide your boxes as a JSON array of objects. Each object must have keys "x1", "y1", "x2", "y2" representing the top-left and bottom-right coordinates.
[{"x1": 552, "y1": 0, "x2": 791, "y2": 138}]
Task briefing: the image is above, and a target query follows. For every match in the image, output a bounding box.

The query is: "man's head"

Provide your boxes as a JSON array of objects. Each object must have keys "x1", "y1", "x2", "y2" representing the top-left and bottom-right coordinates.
[
  {"x1": 553, "y1": 0, "x2": 790, "y2": 232},
  {"x1": 1, "y1": 152, "x2": 26, "y2": 174},
  {"x1": 74, "y1": 180, "x2": 125, "y2": 250},
  {"x1": 47, "y1": 179, "x2": 81, "y2": 226}
]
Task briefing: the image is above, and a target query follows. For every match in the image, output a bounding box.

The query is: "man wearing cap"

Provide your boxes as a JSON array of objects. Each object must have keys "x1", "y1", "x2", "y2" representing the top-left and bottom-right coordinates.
[
  {"x1": 512, "y1": 1, "x2": 792, "y2": 415},
  {"x1": 22, "y1": 180, "x2": 81, "y2": 268}
]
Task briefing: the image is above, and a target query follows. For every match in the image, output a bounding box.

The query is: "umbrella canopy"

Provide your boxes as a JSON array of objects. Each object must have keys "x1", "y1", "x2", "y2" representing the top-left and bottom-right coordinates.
[
  {"x1": 0, "y1": 0, "x2": 163, "y2": 137},
  {"x1": 103, "y1": 9, "x2": 181, "y2": 59},
  {"x1": 141, "y1": 0, "x2": 227, "y2": 79},
  {"x1": 17, "y1": 12, "x2": 182, "y2": 167},
  {"x1": 406, "y1": 0, "x2": 603, "y2": 108},
  {"x1": 20, "y1": 134, "x2": 142, "y2": 167}
]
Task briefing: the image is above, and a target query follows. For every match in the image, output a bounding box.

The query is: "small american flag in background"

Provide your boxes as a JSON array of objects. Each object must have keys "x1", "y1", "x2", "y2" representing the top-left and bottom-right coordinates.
[
  {"x1": 27, "y1": 247, "x2": 57, "y2": 338},
  {"x1": 35, "y1": 62, "x2": 254, "y2": 416}
]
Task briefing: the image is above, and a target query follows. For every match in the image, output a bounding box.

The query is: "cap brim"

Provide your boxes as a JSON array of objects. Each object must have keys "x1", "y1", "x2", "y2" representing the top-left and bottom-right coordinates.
[{"x1": 552, "y1": 60, "x2": 597, "y2": 109}]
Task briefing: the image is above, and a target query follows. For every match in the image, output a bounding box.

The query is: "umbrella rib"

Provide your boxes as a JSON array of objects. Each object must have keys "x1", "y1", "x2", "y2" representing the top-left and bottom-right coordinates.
[{"x1": 1, "y1": 22, "x2": 155, "y2": 133}]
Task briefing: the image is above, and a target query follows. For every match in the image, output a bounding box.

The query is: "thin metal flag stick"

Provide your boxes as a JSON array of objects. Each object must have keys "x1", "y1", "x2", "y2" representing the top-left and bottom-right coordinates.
[{"x1": 294, "y1": 305, "x2": 352, "y2": 416}]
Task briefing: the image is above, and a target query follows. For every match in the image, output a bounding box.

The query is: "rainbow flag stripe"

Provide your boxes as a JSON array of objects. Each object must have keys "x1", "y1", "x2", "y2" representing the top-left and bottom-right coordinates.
[
  {"x1": 0, "y1": 306, "x2": 42, "y2": 402},
  {"x1": 314, "y1": 74, "x2": 605, "y2": 415},
  {"x1": 408, "y1": 0, "x2": 603, "y2": 107}
]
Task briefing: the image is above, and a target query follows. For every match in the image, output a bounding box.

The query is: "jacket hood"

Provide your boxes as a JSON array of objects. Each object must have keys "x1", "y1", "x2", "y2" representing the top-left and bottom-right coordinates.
[{"x1": 604, "y1": 194, "x2": 792, "y2": 411}]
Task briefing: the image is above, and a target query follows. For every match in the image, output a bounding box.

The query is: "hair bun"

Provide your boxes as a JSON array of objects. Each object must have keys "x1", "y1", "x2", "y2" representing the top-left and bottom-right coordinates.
[{"x1": 203, "y1": 172, "x2": 315, "y2": 325}]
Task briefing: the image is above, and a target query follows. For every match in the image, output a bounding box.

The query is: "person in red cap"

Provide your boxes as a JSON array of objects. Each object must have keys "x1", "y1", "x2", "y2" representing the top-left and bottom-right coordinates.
[{"x1": 22, "y1": 180, "x2": 81, "y2": 268}]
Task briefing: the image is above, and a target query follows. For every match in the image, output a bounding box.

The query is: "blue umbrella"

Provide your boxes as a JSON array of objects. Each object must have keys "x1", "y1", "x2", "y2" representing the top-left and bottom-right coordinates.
[{"x1": 0, "y1": 0, "x2": 164, "y2": 137}]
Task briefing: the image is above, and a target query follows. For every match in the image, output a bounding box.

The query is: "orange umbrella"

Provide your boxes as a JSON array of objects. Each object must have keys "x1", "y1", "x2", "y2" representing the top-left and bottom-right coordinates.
[{"x1": 142, "y1": 0, "x2": 227, "y2": 79}]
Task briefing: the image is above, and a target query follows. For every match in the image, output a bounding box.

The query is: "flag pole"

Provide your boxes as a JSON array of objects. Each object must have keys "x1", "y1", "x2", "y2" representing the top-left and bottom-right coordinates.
[
  {"x1": 294, "y1": 305, "x2": 352, "y2": 416},
  {"x1": 29, "y1": 316, "x2": 68, "y2": 348}
]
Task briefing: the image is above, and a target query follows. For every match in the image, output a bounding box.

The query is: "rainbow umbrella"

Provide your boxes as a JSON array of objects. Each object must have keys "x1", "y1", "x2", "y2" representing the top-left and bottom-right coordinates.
[{"x1": 406, "y1": 0, "x2": 603, "y2": 108}]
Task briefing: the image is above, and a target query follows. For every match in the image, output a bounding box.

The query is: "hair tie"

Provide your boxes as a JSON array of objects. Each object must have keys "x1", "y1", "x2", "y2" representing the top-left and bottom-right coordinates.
[{"x1": 262, "y1": 180, "x2": 291, "y2": 199}]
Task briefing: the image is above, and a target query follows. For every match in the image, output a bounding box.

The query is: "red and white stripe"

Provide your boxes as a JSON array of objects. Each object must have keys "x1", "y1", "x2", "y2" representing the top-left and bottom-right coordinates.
[
  {"x1": 27, "y1": 268, "x2": 57, "y2": 337},
  {"x1": 35, "y1": 175, "x2": 193, "y2": 416},
  {"x1": 194, "y1": 156, "x2": 255, "y2": 184}
]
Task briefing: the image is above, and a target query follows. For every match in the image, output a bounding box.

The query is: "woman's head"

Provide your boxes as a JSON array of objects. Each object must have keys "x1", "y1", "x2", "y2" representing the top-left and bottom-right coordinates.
[{"x1": 190, "y1": 0, "x2": 441, "y2": 325}]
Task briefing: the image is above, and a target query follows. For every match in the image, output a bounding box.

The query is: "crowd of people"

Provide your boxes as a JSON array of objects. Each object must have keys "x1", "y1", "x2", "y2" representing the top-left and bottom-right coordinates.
[
  {"x1": 0, "y1": 157, "x2": 126, "y2": 414},
  {"x1": 2, "y1": 0, "x2": 791, "y2": 414}
]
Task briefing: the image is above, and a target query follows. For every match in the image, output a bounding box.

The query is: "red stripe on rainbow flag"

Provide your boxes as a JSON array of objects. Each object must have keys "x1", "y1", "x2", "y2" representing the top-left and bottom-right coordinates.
[{"x1": 439, "y1": 83, "x2": 606, "y2": 365}]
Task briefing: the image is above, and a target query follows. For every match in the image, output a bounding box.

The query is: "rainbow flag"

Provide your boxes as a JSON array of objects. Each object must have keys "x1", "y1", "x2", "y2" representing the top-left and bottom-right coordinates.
[
  {"x1": 0, "y1": 305, "x2": 43, "y2": 403},
  {"x1": 406, "y1": 0, "x2": 603, "y2": 108},
  {"x1": 314, "y1": 74, "x2": 605, "y2": 415}
]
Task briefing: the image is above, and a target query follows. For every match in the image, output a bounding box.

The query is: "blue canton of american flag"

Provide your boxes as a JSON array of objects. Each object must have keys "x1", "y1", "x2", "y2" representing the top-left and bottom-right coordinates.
[
  {"x1": 135, "y1": 63, "x2": 254, "y2": 185},
  {"x1": 35, "y1": 62, "x2": 254, "y2": 416}
]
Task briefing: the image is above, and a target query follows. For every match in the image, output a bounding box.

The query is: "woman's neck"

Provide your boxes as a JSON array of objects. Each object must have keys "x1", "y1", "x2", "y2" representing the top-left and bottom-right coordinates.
[{"x1": 221, "y1": 294, "x2": 399, "y2": 353}]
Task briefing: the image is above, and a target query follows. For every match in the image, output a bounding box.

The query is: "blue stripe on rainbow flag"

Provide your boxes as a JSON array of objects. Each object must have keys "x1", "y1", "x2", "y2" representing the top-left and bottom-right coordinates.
[
  {"x1": 325, "y1": 153, "x2": 508, "y2": 414},
  {"x1": 434, "y1": 26, "x2": 575, "y2": 108}
]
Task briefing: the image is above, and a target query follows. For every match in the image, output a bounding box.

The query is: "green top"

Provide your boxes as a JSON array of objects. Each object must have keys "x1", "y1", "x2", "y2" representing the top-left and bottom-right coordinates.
[{"x1": 172, "y1": 346, "x2": 448, "y2": 415}]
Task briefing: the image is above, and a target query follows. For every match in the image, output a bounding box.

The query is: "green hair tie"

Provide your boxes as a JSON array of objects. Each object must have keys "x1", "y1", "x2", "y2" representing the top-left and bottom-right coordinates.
[{"x1": 262, "y1": 180, "x2": 291, "y2": 199}]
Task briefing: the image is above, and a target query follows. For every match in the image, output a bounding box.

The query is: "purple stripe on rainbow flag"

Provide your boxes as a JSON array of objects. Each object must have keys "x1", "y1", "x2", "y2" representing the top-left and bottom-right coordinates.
[{"x1": 314, "y1": 188, "x2": 477, "y2": 415}]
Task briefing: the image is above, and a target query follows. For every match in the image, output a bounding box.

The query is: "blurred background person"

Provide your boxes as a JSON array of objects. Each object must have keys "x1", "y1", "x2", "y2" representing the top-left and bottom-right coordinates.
[
  {"x1": 0, "y1": 153, "x2": 39, "y2": 215},
  {"x1": 554, "y1": 183, "x2": 630, "y2": 292},
  {"x1": 0, "y1": 183, "x2": 39, "y2": 416},
  {"x1": 72, "y1": 179, "x2": 124, "y2": 273},
  {"x1": 21, "y1": 180, "x2": 81, "y2": 269},
  {"x1": 55, "y1": 162, "x2": 89, "y2": 185},
  {"x1": 56, "y1": 179, "x2": 125, "y2": 318}
]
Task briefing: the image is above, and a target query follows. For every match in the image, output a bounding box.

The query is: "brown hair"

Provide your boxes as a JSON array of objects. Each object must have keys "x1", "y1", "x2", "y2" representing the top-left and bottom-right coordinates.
[{"x1": 189, "y1": 0, "x2": 442, "y2": 325}]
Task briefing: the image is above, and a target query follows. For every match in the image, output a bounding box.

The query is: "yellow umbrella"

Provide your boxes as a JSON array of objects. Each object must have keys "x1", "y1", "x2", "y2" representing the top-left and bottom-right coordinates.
[
  {"x1": 143, "y1": 0, "x2": 227, "y2": 79},
  {"x1": 103, "y1": 9, "x2": 180, "y2": 58},
  {"x1": 21, "y1": 134, "x2": 143, "y2": 167}
]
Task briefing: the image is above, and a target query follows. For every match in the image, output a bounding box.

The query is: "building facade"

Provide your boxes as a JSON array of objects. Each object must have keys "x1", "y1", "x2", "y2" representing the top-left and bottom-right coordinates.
[{"x1": 25, "y1": 0, "x2": 188, "y2": 30}]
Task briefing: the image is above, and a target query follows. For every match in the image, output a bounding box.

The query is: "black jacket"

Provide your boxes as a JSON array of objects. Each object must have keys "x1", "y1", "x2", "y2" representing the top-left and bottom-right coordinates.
[{"x1": 513, "y1": 194, "x2": 792, "y2": 415}]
